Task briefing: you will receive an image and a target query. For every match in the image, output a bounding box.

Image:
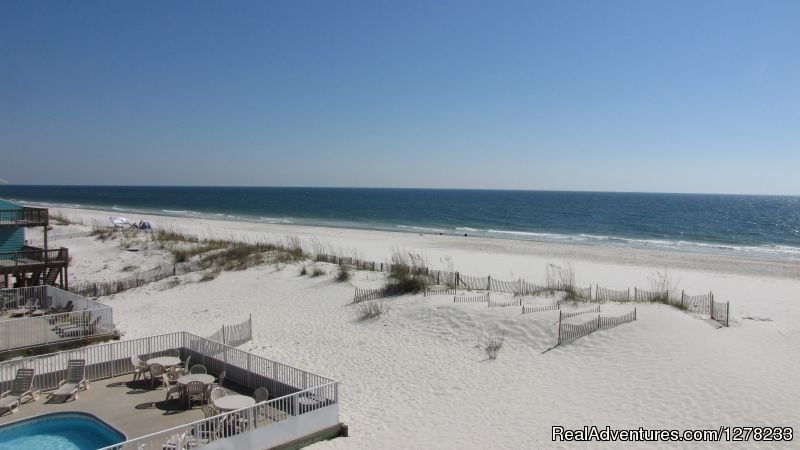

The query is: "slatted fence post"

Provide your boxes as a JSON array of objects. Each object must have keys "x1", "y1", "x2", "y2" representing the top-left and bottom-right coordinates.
[
  {"x1": 456, "y1": 272, "x2": 460, "y2": 287},
  {"x1": 487, "y1": 276, "x2": 491, "y2": 291},
  {"x1": 634, "y1": 287, "x2": 638, "y2": 302},
  {"x1": 725, "y1": 302, "x2": 729, "y2": 327},
  {"x1": 557, "y1": 310, "x2": 562, "y2": 345}
]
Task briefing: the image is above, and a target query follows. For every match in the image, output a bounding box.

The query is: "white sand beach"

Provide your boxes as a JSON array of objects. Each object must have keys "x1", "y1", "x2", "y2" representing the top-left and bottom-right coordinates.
[{"x1": 34, "y1": 207, "x2": 800, "y2": 448}]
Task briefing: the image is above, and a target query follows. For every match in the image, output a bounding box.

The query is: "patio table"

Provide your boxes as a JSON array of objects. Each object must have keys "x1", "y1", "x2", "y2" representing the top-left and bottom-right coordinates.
[
  {"x1": 176, "y1": 374, "x2": 215, "y2": 386},
  {"x1": 146, "y1": 356, "x2": 181, "y2": 368},
  {"x1": 214, "y1": 395, "x2": 256, "y2": 412}
]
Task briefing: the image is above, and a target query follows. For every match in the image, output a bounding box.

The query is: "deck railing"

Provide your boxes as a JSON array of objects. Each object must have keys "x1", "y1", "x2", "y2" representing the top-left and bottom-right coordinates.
[
  {"x1": 0, "y1": 247, "x2": 69, "y2": 272},
  {"x1": 0, "y1": 286, "x2": 114, "y2": 351},
  {"x1": 0, "y1": 331, "x2": 339, "y2": 449},
  {"x1": 0, "y1": 207, "x2": 48, "y2": 226}
]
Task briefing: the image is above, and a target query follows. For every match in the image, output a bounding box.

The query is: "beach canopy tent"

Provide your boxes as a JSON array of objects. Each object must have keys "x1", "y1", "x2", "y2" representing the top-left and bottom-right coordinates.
[{"x1": 110, "y1": 217, "x2": 131, "y2": 228}]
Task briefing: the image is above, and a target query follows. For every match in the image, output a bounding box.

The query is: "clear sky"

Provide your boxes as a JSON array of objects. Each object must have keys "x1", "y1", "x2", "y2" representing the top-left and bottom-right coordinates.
[{"x1": 1, "y1": 1, "x2": 798, "y2": 194}]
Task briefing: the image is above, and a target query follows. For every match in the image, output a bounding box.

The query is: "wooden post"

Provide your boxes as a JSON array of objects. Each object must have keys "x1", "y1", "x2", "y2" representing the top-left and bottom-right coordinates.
[
  {"x1": 557, "y1": 310, "x2": 562, "y2": 345},
  {"x1": 487, "y1": 275, "x2": 491, "y2": 291},
  {"x1": 634, "y1": 287, "x2": 638, "y2": 302},
  {"x1": 725, "y1": 302, "x2": 729, "y2": 327},
  {"x1": 634, "y1": 307, "x2": 637, "y2": 320}
]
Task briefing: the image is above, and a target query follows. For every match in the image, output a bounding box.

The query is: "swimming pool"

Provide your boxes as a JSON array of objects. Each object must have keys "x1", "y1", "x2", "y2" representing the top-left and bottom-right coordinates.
[{"x1": 0, "y1": 412, "x2": 125, "y2": 450}]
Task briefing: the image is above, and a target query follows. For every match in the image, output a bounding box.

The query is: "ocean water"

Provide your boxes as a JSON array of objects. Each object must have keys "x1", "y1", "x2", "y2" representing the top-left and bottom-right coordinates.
[{"x1": 1, "y1": 186, "x2": 799, "y2": 260}]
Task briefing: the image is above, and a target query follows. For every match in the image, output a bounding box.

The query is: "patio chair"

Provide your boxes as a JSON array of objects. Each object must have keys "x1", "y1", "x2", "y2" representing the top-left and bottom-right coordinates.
[
  {"x1": 149, "y1": 363, "x2": 166, "y2": 389},
  {"x1": 209, "y1": 387, "x2": 227, "y2": 404},
  {"x1": 131, "y1": 355, "x2": 149, "y2": 381},
  {"x1": 253, "y1": 387, "x2": 271, "y2": 423},
  {"x1": 0, "y1": 368, "x2": 37, "y2": 416},
  {"x1": 174, "y1": 355, "x2": 190, "y2": 376},
  {"x1": 163, "y1": 374, "x2": 182, "y2": 402},
  {"x1": 189, "y1": 364, "x2": 207, "y2": 374},
  {"x1": 211, "y1": 370, "x2": 226, "y2": 390},
  {"x1": 46, "y1": 359, "x2": 88, "y2": 403},
  {"x1": 185, "y1": 381, "x2": 206, "y2": 409}
]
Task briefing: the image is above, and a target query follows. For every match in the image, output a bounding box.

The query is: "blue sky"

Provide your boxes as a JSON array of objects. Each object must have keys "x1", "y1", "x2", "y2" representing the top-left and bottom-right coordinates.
[{"x1": 1, "y1": 1, "x2": 798, "y2": 194}]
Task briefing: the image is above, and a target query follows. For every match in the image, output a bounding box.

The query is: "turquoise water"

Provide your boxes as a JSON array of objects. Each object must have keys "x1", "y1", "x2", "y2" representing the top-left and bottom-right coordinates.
[
  {"x1": 2, "y1": 185, "x2": 799, "y2": 260},
  {"x1": 0, "y1": 412, "x2": 125, "y2": 450}
]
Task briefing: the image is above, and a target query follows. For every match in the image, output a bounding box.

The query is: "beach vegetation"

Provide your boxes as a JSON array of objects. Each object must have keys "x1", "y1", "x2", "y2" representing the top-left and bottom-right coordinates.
[
  {"x1": 385, "y1": 250, "x2": 431, "y2": 294},
  {"x1": 299, "y1": 265, "x2": 308, "y2": 276},
  {"x1": 336, "y1": 264, "x2": 351, "y2": 282},
  {"x1": 647, "y1": 269, "x2": 680, "y2": 306},
  {"x1": 311, "y1": 266, "x2": 325, "y2": 277},
  {"x1": 357, "y1": 301, "x2": 387, "y2": 321},
  {"x1": 481, "y1": 334, "x2": 505, "y2": 360},
  {"x1": 200, "y1": 268, "x2": 222, "y2": 282}
]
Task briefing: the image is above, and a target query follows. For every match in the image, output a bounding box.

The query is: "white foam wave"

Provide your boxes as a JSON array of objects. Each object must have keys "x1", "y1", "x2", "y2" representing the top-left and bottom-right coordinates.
[{"x1": 397, "y1": 225, "x2": 446, "y2": 233}]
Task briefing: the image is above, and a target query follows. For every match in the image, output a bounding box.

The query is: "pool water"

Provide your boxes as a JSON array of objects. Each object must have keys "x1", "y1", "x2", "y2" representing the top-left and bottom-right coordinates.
[{"x1": 0, "y1": 412, "x2": 125, "y2": 450}]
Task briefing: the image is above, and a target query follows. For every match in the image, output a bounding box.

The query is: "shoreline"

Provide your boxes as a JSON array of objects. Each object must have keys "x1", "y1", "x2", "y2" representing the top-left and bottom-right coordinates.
[
  {"x1": 47, "y1": 206, "x2": 800, "y2": 281},
  {"x1": 6, "y1": 195, "x2": 796, "y2": 263}
]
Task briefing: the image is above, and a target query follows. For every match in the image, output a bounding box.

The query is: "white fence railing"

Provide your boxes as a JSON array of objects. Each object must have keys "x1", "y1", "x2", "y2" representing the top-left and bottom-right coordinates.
[
  {"x1": 0, "y1": 331, "x2": 339, "y2": 449},
  {"x1": 0, "y1": 286, "x2": 114, "y2": 352}
]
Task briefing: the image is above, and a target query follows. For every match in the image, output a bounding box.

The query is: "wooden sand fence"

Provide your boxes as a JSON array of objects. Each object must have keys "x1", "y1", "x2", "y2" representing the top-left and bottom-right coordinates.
[
  {"x1": 572, "y1": 286, "x2": 592, "y2": 300},
  {"x1": 520, "y1": 281, "x2": 548, "y2": 296},
  {"x1": 206, "y1": 315, "x2": 253, "y2": 347},
  {"x1": 557, "y1": 308, "x2": 637, "y2": 345},
  {"x1": 711, "y1": 299, "x2": 730, "y2": 327},
  {"x1": 487, "y1": 296, "x2": 522, "y2": 307},
  {"x1": 353, "y1": 287, "x2": 390, "y2": 303},
  {"x1": 69, "y1": 259, "x2": 208, "y2": 298},
  {"x1": 680, "y1": 290, "x2": 713, "y2": 313},
  {"x1": 559, "y1": 304, "x2": 601, "y2": 320},
  {"x1": 595, "y1": 286, "x2": 631, "y2": 302},
  {"x1": 454, "y1": 292, "x2": 490, "y2": 303},
  {"x1": 458, "y1": 274, "x2": 490, "y2": 291},
  {"x1": 634, "y1": 287, "x2": 668, "y2": 303},
  {"x1": 424, "y1": 287, "x2": 456, "y2": 297},
  {"x1": 489, "y1": 278, "x2": 521, "y2": 295},
  {"x1": 521, "y1": 302, "x2": 561, "y2": 314}
]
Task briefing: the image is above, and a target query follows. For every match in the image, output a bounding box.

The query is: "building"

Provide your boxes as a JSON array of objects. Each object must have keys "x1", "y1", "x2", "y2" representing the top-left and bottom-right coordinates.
[{"x1": 0, "y1": 199, "x2": 69, "y2": 289}]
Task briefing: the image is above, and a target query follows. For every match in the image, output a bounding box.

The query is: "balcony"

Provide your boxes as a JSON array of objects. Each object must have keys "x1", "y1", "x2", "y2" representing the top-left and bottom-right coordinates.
[
  {"x1": 0, "y1": 207, "x2": 48, "y2": 228},
  {"x1": 0, "y1": 247, "x2": 68, "y2": 274}
]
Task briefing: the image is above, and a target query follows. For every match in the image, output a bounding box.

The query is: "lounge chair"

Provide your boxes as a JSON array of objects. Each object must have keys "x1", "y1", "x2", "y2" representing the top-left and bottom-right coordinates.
[
  {"x1": 7, "y1": 299, "x2": 38, "y2": 318},
  {"x1": 0, "y1": 368, "x2": 37, "y2": 416},
  {"x1": 56, "y1": 316, "x2": 102, "y2": 338},
  {"x1": 46, "y1": 360, "x2": 88, "y2": 403}
]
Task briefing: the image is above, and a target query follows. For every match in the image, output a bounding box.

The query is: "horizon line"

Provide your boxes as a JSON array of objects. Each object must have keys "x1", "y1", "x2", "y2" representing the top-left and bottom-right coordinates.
[{"x1": 0, "y1": 183, "x2": 798, "y2": 198}]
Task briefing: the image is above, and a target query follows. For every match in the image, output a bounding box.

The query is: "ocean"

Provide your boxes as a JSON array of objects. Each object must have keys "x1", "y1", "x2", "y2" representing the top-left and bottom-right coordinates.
[{"x1": 1, "y1": 185, "x2": 798, "y2": 260}]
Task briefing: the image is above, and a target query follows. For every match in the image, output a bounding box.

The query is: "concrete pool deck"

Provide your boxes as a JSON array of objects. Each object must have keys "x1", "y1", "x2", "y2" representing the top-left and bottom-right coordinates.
[{"x1": 0, "y1": 373, "x2": 249, "y2": 439}]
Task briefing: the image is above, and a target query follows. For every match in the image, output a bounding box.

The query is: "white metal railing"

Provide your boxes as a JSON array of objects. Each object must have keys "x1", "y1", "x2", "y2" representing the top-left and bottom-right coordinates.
[
  {"x1": 0, "y1": 285, "x2": 106, "y2": 312},
  {"x1": 98, "y1": 382, "x2": 339, "y2": 450},
  {"x1": 0, "y1": 286, "x2": 113, "y2": 352}
]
